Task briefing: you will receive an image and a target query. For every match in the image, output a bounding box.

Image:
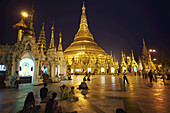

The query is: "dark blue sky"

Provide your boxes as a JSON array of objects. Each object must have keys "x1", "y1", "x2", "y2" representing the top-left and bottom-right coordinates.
[{"x1": 0, "y1": 0, "x2": 170, "y2": 61}]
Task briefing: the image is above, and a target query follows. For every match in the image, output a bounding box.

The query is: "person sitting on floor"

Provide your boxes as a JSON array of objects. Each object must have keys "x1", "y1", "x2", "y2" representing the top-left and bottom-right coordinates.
[
  {"x1": 68, "y1": 86, "x2": 78, "y2": 102},
  {"x1": 20, "y1": 92, "x2": 41, "y2": 113},
  {"x1": 45, "y1": 92, "x2": 62, "y2": 113},
  {"x1": 87, "y1": 76, "x2": 90, "y2": 81},
  {"x1": 116, "y1": 108, "x2": 127, "y2": 113},
  {"x1": 83, "y1": 76, "x2": 86, "y2": 81},
  {"x1": 60, "y1": 85, "x2": 68, "y2": 99},
  {"x1": 40, "y1": 83, "x2": 48, "y2": 102},
  {"x1": 78, "y1": 79, "x2": 88, "y2": 89}
]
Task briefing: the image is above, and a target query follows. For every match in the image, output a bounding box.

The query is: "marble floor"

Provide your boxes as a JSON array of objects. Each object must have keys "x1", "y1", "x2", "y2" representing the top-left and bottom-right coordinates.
[{"x1": 0, "y1": 75, "x2": 170, "y2": 113}]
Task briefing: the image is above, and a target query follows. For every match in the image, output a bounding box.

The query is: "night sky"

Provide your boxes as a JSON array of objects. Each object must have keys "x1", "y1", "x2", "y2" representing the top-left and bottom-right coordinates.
[{"x1": 0, "y1": 0, "x2": 170, "y2": 61}]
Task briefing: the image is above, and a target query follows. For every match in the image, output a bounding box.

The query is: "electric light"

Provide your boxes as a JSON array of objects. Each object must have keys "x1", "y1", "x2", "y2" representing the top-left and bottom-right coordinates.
[
  {"x1": 153, "y1": 58, "x2": 156, "y2": 61},
  {"x1": 149, "y1": 49, "x2": 152, "y2": 52},
  {"x1": 153, "y1": 49, "x2": 156, "y2": 52},
  {"x1": 21, "y1": 11, "x2": 28, "y2": 18}
]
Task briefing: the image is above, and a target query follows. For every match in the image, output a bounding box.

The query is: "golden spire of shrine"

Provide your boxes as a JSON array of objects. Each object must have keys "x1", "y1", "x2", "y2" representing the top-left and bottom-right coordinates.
[
  {"x1": 131, "y1": 50, "x2": 134, "y2": 60},
  {"x1": 74, "y1": 1, "x2": 94, "y2": 42},
  {"x1": 27, "y1": 5, "x2": 35, "y2": 39},
  {"x1": 58, "y1": 32, "x2": 63, "y2": 51},
  {"x1": 49, "y1": 25, "x2": 55, "y2": 49},
  {"x1": 64, "y1": 2, "x2": 107, "y2": 65},
  {"x1": 38, "y1": 22, "x2": 46, "y2": 51}
]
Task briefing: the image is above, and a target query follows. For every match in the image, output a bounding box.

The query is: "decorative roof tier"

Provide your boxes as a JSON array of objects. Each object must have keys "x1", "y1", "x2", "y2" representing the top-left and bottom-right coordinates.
[{"x1": 13, "y1": 19, "x2": 27, "y2": 28}]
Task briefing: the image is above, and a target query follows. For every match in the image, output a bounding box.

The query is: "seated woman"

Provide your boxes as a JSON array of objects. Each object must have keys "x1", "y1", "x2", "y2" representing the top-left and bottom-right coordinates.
[
  {"x1": 45, "y1": 92, "x2": 62, "y2": 113},
  {"x1": 68, "y1": 86, "x2": 78, "y2": 102},
  {"x1": 87, "y1": 76, "x2": 90, "y2": 81},
  {"x1": 78, "y1": 79, "x2": 88, "y2": 89},
  {"x1": 68, "y1": 75, "x2": 72, "y2": 80},
  {"x1": 83, "y1": 76, "x2": 86, "y2": 81},
  {"x1": 60, "y1": 85, "x2": 68, "y2": 99},
  {"x1": 20, "y1": 92, "x2": 41, "y2": 113}
]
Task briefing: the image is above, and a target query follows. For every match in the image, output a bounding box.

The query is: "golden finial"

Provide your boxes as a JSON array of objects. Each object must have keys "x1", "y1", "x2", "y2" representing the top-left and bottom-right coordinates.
[
  {"x1": 49, "y1": 24, "x2": 55, "y2": 49},
  {"x1": 59, "y1": 32, "x2": 62, "y2": 43},
  {"x1": 143, "y1": 38, "x2": 145, "y2": 45},
  {"x1": 58, "y1": 32, "x2": 63, "y2": 51},
  {"x1": 82, "y1": 1, "x2": 86, "y2": 13},
  {"x1": 131, "y1": 50, "x2": 134, "y2": 60},
  {"x1": 42, "y1": 22, "x2": 44, "y2": 30}
]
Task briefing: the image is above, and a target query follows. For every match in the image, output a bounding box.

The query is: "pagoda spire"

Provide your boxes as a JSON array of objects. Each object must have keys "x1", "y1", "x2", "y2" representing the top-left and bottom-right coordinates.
[
  {"x1": 74, "y1": 2, "x2": 94, "y2": 42},
  {"x1": 142, "y1": 38, "x2": 148, "y2": 62},
  {"x1": 121, "y1": 51, "x2": 125, "y2": 61},
  {"x1": 49, "y1": 25, "x2": 55, "y2": 49},
  {"x1": 27, "y1": 6, "x2": 35, "y2": 39},
  {"x1": 58, "y1": 32, "x2": 63, "y2": 51},
  {"x1": 13, "y1": 19, "x2": 27, "y2": 41},
  {"x1": 110, "y1": 51, "x2": 113, "y2": 57},
  {"x1": 38, "y1": 22, "x2": 46, "y2": 51},
  {"x1": 131, "y1": 50, "x2": 135, "y2": 60}
]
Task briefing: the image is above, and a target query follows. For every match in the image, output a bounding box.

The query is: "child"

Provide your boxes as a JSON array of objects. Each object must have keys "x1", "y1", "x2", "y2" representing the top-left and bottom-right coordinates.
[{"x1": 69, "y1": 86, "x2": 78, "y2": 102}]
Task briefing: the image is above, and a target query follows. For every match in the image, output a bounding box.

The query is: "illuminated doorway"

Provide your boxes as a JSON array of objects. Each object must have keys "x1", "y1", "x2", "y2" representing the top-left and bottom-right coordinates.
[
  {"x1": 0, "y1": 65, "x2": 6, "y2": 71},
  {"x1": 111, "y1": 67, "x2": 115, "y2": 73},
  {"x1": 101, "y1": 67, "x2": 104, "y2": 73},
  {"x1": 134, "y1": 66, "x2": 137, "y2": 72},
  {"x1": 71, "y1": 69, "x2": 73, "y2": 74},
  {"x1": 42, "y1": 66, "x2": 47, "y2": 74},
  {"x1": 123, "y1": 67, "x2": 126, "y2": 72},
  {"x1": 88, "y1": 68, "x2": 91, "y2": 72},
  {"x1": 19, "y1": 58, "x2": 34, "y2": 83}
]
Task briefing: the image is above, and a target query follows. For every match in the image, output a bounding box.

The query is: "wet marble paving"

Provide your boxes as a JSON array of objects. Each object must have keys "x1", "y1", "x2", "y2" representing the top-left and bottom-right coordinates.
[{"x1": 0, "y1": 75, "x2": 170, "y2": 113}]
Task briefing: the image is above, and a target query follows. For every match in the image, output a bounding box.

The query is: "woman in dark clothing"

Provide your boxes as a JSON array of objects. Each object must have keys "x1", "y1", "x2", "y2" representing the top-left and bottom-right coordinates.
[
  {"x1": 45, "y1": 92, "x2": 62, "y2": 113},
  {"x1": 148, "y1": 70, "x2": 153, "y2": 83},
  {"x1": 20, "y1": 92, "x2": 41, "y2": 113}
]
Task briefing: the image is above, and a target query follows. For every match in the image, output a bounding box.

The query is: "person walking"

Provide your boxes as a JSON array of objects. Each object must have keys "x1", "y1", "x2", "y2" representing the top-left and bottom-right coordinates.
[
  {"x1": 148, "y1": 70, "x2": 153, "y2": 83},
  {"x1": 154, "y1": 70, "x2": 157, "y2": 82},
  {"x1": 123, "y1": 70, "x2": 129, "y2": 85},
  {"x1": 15, "y1": 71, "x2": 20, "y2": 89}
]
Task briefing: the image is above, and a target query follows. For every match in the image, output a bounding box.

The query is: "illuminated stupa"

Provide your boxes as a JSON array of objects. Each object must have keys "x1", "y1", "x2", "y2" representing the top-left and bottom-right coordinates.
[{"x1": 64, "y1": 2, "x2": 118, "y2": 74}]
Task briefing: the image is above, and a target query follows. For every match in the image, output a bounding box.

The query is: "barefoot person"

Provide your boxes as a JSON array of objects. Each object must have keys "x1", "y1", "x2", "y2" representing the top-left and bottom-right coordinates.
[
  {"x1": 69, "y1": 86, "x2": 78, "y2": 102},
  {"x1": 40, "y1": 83, "x2": 48, "y2": 102},
  {"x1": 45, "y1": 92, "x2": 62, "y2": 113},
  {"x1": 20, "y1": 92, "x2": 41, "y2": 113},
  {"x1": 60, "y1": 85, "x2": 68, "y2": 99}
]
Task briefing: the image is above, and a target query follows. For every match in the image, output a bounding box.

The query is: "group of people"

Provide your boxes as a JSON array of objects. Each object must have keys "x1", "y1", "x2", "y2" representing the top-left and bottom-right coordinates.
[
  {"x1": 18, "y1": 82, "x2": 81, "y2": 113},
  {"x1": 60, "y1": 85, "x2": 79, "y2": 102},
  {"x1": 136, "y1": 69, "x2": 170, "y2": 84}
]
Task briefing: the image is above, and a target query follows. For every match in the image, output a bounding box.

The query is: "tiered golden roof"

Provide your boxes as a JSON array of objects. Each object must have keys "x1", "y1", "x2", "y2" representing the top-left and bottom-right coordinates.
[{"x1": 64, "y1": 2, "x2": 106, "y2": 58}]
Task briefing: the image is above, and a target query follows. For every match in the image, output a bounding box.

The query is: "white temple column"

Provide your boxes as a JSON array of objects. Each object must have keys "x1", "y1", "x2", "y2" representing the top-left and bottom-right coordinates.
[
  {"x1": 11, "y1": 57, "x2": 16, "y2": 76},
  {"x1": 34, "y1": 59, "x2": 39, "y2": 79},
  {"x1": 51, "y1": 63, "x2": 54, "y2": 79}
]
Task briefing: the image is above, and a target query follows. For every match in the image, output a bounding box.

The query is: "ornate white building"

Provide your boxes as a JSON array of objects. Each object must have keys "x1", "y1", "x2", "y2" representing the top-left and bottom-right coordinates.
[{"x1": 0, "y1": 7, "x2": 66, "y2": 86}]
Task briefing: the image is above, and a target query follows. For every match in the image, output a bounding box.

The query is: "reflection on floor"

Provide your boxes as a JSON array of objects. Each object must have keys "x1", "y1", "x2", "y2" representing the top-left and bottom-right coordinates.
[{"x1": 0, "y1": 75, "x2": 170, "y2": 113}]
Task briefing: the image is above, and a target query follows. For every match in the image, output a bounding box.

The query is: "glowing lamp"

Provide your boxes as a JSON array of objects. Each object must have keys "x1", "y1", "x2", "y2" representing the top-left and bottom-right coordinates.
[
  {"x1": 153, "y1": 58, "x2": 156, "y2": 61},
  {"x1": 21, "y1": 11, "x2": 28, "y2": 18},
  {"x1": 153, "y1": 49, "x2": 156, "y2": 52}
]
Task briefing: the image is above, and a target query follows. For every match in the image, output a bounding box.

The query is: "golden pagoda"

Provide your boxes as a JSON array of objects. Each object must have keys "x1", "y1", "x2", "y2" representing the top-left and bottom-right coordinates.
[{"x1": 64, "y1": 2, "x2": 116, "y2": 74}]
